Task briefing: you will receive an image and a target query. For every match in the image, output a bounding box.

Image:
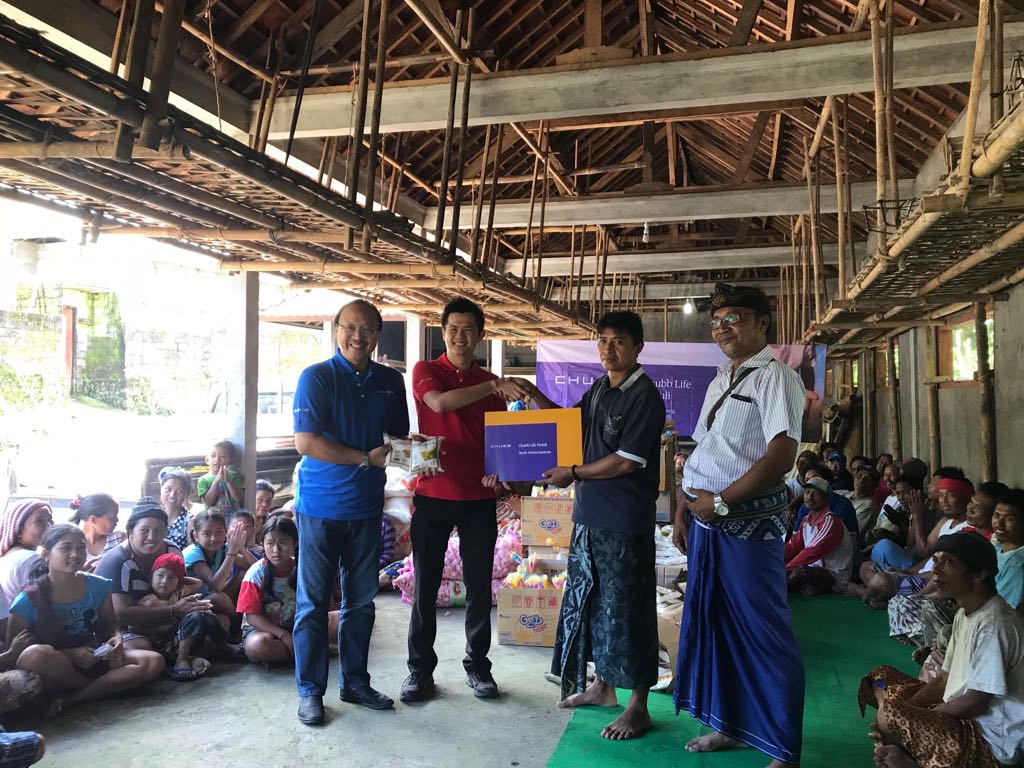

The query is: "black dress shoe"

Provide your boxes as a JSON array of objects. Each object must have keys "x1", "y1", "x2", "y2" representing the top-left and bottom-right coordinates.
[
  {"x1": 340, "y1": 684, "x2": 394, "y2": 710},
  {"x1": 297, "y1": 695, "x2": 324, "y2": 725}
]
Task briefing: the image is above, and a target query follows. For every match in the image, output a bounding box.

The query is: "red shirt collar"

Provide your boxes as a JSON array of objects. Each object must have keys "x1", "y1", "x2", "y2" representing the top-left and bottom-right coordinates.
[{"x1": 437, "y1": 352, "x2": 476, "y2": 375}]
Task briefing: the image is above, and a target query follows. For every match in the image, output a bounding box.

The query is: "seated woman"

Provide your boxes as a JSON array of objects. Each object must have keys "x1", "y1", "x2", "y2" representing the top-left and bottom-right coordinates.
[
  {"x1": 784, "y1": 476, "x2": 853, "y2": 595},
  {"x1": 253, "y1": 479, "x2": 276, "y2": 533},
  {"x1": 70, "y1": 494, "x2": 124, "y2": 569},
  {"x1": 9, "y1": 524, "x2": 164, "y2": 713},
  {"x1": 95, "y1": 497, "x2": 232, "y2": 682},
  {"x1": 158, "y1": 467, "x2": 193, "y2": 551},
  {"x1": 0, "y1": 500, "x2": 53, "y2": 639},
  {"x1": 859, "y1": 532, "x2": 1024, "y2": 768}
]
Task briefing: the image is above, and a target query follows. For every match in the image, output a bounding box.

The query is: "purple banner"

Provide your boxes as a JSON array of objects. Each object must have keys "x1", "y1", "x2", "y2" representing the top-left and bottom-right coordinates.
[
  {"x1": 485, "y1": 423, "x2": 558, "y2": 481},
  {"x1": 536, "y1": 341, "x2": 825, "y2": 442}
]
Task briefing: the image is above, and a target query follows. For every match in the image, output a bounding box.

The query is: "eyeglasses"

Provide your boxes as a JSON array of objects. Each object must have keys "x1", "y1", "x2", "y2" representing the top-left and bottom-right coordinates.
[
  {"x1": 338, "y1": 323, "x2": 379, "y2": 337},
  {"x1": 709, "y1": 311, "x2": 754, "y2": 330}
]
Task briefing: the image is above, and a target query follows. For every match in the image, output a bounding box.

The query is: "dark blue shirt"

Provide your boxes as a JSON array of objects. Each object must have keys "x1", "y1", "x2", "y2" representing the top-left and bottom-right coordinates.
[
  {"x1": 293, "y1": 350, "x2": 409, "y2": 520},
  {"x1": 573, "y1": 366, "x2": 666, "y2": 534},
  {"x1": 792, "y1": 491, "x2": 858, "y2": 535}
]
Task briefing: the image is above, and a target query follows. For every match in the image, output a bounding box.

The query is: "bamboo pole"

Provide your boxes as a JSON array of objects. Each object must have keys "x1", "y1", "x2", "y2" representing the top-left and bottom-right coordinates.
[
  {"x1": 220, "y1": 260, "x2": 455, "y2": 274},
  {"x1": 883, "y1": 0, "x2": 899, "y2": 209},
  {"x1": 533, "y1": 121, "x2": 550, "y2": 304},
  {"x1": 567, "y1": 224, "x2": 576, "y2": 320},
  {"x1": 109, "y1": 0, "x2": 131, "y2": 74},
  {"x1": 976, "y1": 303, "x2": 996, "y2": 481},
  {"x1": 959, "y1": 0, "x2": 992, "y2": 188},
  {"x1": 886, "y1": 336, "x2": 902, "y2": 459},
  {"x1": 924, "y1": 326, "x2": 941, "y2": 472},
  {"x1": 346, "y1": 0, "x2": 373, "y2": 249},
  {"x1": 832, "y1": 105, "x2": 847, "y2": 298},
  {"x1": 790, "y1": 218, "x2": 799, "y2": 342},
  {"x1": 0, "y1": 142, "x2": 187, "y2": 160},
  {"x1": 663, "y1": 299, "x2": 668, "y2": 341},
  {"x1": 139, "y1": 0, "x2": 186, "y2": 149},
  {"x1": 469, "y1": 122, "x2": 492, "y2": 264},
  {"x1": 990, "y1": 0, "x2": 1005, "y2": 197},
  {"x1": 869, "y1": 0, "x2": 888, "y2": 245},
  {"x1": 361, "y1": 0, "x2": 391, "y2": 250},
  {"x1": 520, "y1": 134, "x2": 542, "y2": 285},
  {"x1": 482, "y1": 124, "x2": 504, "y2": 273},
  {"x1": 447, "y1": 8, "x2": 474, "y2": 262},
  {"x1": 778, "y1": 267, "x2": 787, "y2": 344},
  {"x1": 576, "y1": 224, "x2": 587, "y2": 320},
  {"x1": 433, "y1": 39, "x2": 461, "y2": 255},
  {"x1": 800, "y1": 215, "x2": 809, "y2": 334}
]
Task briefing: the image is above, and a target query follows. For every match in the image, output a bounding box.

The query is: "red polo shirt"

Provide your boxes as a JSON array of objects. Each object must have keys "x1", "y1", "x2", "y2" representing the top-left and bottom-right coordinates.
[{"x1": 412, "y1": 353, "x2": 507, "y2": 501}]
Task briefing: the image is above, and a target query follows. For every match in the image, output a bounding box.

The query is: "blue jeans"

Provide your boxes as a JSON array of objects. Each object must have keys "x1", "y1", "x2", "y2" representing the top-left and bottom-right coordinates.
[
  {"x1": 870, "y1": 538, "x2": 916, "y2": 571},
  {"x1": 294, "y1": 512, "x2": 381, "y2": 698}
]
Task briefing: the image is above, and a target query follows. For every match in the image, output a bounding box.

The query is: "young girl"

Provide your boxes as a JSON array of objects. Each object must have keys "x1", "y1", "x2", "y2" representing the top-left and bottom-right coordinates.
[
  {"x1": 226, "y1": 510, "x2": 262, "y2": 562},
  {"x1": 69, "y1": 494, "x2": 124, "y2": 569},
  {"x1": 0, "y1": 500, "x2": 53, "y2": 639},
  {"x1": 254, "y1": 479, "x2": 276, "y2": 532},
  {"x1": 237, "y1": 516, "x2": 338, "y2": 665},
  {"x1": 138, "y1": 554, "x2": 210, "y2": 679},
  {"x1": 182, "y1": 511, "x2": 248, "y2": 649},
  {"x1": 8, "y1": 525, "x2": 164, "y2": 712}
]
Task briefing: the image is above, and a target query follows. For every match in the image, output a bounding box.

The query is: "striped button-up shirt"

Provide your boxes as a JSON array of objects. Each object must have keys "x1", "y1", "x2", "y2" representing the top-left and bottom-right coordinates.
[{"x1": 683, "y1": 345, "x2": 804, "y2": 495}]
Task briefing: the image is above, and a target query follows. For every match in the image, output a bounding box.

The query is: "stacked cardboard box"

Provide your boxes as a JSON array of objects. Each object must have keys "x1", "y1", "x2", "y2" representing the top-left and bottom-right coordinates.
[
  {"x1": 497, "y1": 587, "x2": 563, "y2": 647},
  {"x1": 520, "y1": 497, "x2": 573, "y2": 548}
]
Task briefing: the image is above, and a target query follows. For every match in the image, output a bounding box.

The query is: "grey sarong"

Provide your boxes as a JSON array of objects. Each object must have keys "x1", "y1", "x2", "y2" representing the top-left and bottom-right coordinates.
[{"x1": 551, "y1": 523, "x2": 659, "y2": 699}]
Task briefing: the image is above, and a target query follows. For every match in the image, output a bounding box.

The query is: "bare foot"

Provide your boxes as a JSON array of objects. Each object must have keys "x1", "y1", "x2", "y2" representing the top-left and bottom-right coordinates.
[
  {"x1": 191, "y1": 657, "x2": 211, "y2": 674},
  {"x1": 685, "y1": 731, "x2": 748, "y2": 753},
  {"x1": 843, "y1": 582, "x2": 868, "y2": 598},
  {"x1": 601, "y1": 706, "x2": 651, "y2": 740},
  {"x1": 559, "y1": 679, "x2": 617, "y2": 709},
  {"x1": 874, "y1": 744, "x2": 918, "y2": 768}
]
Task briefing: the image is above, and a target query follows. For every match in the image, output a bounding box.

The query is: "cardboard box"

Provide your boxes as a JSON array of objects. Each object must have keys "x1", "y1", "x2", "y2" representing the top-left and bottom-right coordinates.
[
  {"x1": 525, "y1": 544, "x2": 569, "y2": 572},
  {"x1": 655, "y1": 564, "x2": 684, "y2": 589},
  {"x1": 497, "y1": 587, "x2": 564, "y2": 647},
  {"x1": 657, "y1": 601, "x2": 685, "y2": 684},
  {"x1": 520, "y1": 497, "x2": 574, "y2": 548}
]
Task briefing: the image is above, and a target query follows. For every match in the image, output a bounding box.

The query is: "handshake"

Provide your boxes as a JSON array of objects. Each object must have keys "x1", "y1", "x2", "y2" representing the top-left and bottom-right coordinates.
[{"x1": 493, "y1": 376, "x2": 538, "y2": 405}]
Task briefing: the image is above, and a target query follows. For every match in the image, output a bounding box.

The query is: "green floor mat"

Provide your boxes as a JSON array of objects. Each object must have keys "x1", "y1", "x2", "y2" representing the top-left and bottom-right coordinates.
[{"x1": 546, "y1": 594, "x2": 916, "y2": 767}]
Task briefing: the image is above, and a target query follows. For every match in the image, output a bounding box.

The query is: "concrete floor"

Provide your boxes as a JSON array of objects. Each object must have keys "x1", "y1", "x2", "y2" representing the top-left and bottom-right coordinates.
[{"x1": 26, "y1": 593, "x2": 571, "y2": 768}]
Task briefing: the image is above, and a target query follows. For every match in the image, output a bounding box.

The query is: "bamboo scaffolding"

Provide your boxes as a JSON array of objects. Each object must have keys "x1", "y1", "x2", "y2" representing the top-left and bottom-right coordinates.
[
  {"x1": 883, "y1": 0, "x2": 899, "y2": 208},
  {"x1": 886, "y1": 336, "x2": 902, "y2": 459},
  {"x1": 959, "y1": 0, "x2": 992, "y2": 188},
  {"x1": 221, "y1": 260, "x2": 454, "y2": 274},
  {"x1": 0, "y1": 141, "x2": 186, "y2": 159},
  {"x1": 869, "y1": 0, "x2": 888, "y2": 245},
  {"x1": 976, "y1": 303, "x2": 996, "y2": 481},
  {"x1": 832, "y1": 106, "x2": 847, "y2": 298}
]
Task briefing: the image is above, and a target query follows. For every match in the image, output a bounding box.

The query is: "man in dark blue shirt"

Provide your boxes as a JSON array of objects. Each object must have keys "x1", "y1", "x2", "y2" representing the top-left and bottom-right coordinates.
[
  {"x1": 291, "y1": 299, "x2": 409, "y2": 725},
  {"x1": 531, "y1": 310, "x2": 665, "y2": 742}
]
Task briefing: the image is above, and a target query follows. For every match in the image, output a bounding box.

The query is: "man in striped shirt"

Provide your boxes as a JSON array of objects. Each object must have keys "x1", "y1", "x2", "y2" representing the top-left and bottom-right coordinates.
[{"x1": 672, "y1": 283, "x2": 805, "y2": 768}]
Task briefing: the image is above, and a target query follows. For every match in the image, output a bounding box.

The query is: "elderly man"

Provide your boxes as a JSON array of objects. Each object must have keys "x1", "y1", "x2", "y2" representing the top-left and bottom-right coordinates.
[
  {"x1": 861, "y1": 531, "x2": 1024, "y2": 768},
  {"x1": 672, "y1": 283, "x2": 805, "y2": 768},
  {"x1": 529, "y1": 310, "x2": 666, "y2": 741},
  {"x1": 291, "y1": 299, "x2": 409, "y2": 725}
]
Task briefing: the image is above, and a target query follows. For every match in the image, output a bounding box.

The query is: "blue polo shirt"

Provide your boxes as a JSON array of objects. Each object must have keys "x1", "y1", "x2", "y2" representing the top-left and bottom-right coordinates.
[{"x1": 293, "y1": 350, "x2": 409, "y2": 520}]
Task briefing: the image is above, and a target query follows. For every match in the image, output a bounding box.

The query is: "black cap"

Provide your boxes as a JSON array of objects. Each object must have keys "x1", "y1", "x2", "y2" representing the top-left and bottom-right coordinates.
[
  {"x1": 126, "y1": 496, "x2": 169, "y2": 531},
  {"x1": 931, "y1": 531, "x2": 997, "y2": 576},
  {"x1": 710, "y1": 282, "x2": 771, "y2": 315}
]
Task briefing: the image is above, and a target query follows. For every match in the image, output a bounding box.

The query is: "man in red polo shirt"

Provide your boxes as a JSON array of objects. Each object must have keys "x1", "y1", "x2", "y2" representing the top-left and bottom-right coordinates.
[{"x1": 400, "y1": 297, "x2": 531, "y2": 703}]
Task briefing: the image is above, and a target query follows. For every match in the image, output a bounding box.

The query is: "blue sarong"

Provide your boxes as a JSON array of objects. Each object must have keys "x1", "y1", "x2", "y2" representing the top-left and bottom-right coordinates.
[{"x1": 673, "y1": 503, "x2": 805, "y2": 764}]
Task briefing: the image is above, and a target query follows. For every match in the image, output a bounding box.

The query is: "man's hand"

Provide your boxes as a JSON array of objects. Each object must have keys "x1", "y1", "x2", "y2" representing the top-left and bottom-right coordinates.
[
  {"x1": 482, "y1": 474, "x2": 512, "y2": 491},
  {"x1": 541, "y1": 466, "x2": 574, "y2": 488},
  {"x1": 671, "y1": 500, "x2": 689, "y2": 554},
  {"x1": 685, "y1": 489, "x2": 718, "y2": 523},
  {"x1": 493, "y1": 377, "x2": 531, "y2": 402},
  {"x1": 368, "y1": 443, "x2": 392, "y2": 469}
]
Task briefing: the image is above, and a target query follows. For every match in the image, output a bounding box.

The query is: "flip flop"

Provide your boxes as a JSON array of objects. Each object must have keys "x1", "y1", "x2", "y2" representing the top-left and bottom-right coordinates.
[{"x1": 166, "y1": 665, "x2": 205, "y2": 682}]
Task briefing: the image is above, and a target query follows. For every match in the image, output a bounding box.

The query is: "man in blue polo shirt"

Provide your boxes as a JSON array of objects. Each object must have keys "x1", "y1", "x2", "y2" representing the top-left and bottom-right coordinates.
[{"x1": 291, "y1": 299, "x2": 409, "y2": 725}]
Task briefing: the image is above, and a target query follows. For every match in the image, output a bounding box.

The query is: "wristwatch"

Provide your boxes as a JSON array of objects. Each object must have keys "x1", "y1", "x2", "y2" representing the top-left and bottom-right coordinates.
[
  {"x1": 712, "y1": 493, "x2": 729, "y2": 517},
  {"x1": 359, "y1": 453, "x2": 370, "y2": 470}
]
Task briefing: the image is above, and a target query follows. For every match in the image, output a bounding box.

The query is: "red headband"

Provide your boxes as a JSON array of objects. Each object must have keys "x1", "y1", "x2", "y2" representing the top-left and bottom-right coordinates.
[{"x1": 938, "y1": 477, "x2": 975, "y2": 498}]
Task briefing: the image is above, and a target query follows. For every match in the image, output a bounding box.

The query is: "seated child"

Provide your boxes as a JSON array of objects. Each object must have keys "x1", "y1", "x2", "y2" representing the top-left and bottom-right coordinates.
[
  {"x1": 138, "y1": 554, "x2": 210, "y2": 678},
  {"x1": 197, "y1": 440, "x2": 244, "y2": 516},
  {"x1": 226, "y1": 509, "x2": 262, "y2": 563},
  {"x1": 237, "y1": 516, "x2": 338, "y2": 665},
  {"x1": 182, "y1": 510, "x2": 249, "y2": 648}
]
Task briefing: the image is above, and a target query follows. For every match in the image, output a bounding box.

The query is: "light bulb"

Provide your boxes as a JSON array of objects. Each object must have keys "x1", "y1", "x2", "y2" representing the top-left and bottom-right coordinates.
[{"x1": 683, "y1": 299, "x2": 695, "y2": 314}]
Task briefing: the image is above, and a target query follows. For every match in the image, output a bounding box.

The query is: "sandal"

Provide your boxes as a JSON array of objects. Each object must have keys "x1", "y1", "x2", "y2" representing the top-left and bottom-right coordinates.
[{"x1": 166, "y1": 665, "x2": 205, "y2": 682}]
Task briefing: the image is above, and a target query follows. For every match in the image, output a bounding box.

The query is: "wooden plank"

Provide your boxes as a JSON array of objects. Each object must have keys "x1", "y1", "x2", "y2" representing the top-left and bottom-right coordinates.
[
  {"x1": 585, "y1": 0, "x2": 603, "y2": 47},
  {"x1": 731, "y1": 110, "x2": 772, "y2": 183},
  {"x1": 785, "y1": 0, "x2": 805, "y2": 42},
  {"x1": 221, "y1": 0, "x2": 275, "y2": 48},
  {"x1": 729, "y1": 0, "x2": 764, "y2": 46}
]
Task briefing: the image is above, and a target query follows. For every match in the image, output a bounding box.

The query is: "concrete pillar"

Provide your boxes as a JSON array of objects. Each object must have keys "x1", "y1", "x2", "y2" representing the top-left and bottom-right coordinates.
[
  {"x1": 404, "y1": 314, "x2": 424, "y2": 433},
  {"x1": 322, "y1": 319, "x2": 335, "y2": 358},
  {"x1": 489, "y1": 338, "x2": 505, "y2": 377},
  {"x1": 228, "y1": 272, "x2": 259, "y2": 511}
]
